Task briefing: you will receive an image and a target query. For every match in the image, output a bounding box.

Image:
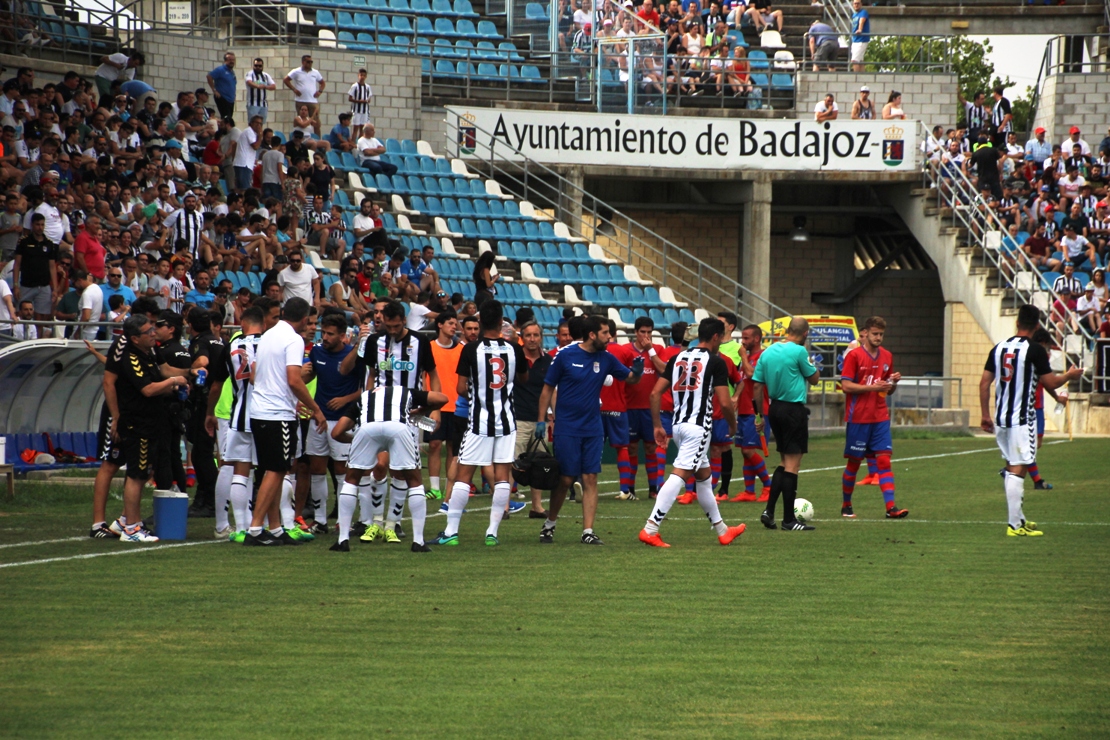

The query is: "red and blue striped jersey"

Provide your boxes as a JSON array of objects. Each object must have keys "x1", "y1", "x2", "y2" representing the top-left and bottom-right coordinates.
[{"x1": 842, "y1": 346, "x2": 893, "y2": 424}]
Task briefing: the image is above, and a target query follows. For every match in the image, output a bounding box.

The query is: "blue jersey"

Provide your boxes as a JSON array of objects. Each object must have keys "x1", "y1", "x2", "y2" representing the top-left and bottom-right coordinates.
[
  {"x1": 851, "y1": 8, "x2": 870, "y2": 42},
  {"x1": 184, "y1": 289, "x2": 215, "y2": 309},
  {"x1": 208, "y1": 63, "x2": 237, "y2": 101},
  {"x1": 309, "y1": 343, "x2": 359, "y2": 421},
  {"x1": 544, "y1": 344, "x2": 631, "y2": 437}
]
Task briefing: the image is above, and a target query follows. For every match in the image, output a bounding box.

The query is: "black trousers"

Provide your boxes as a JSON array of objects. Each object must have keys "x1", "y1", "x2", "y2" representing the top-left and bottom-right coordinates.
[{"x1": 187, "y1": 413, "x2": 217, "y2": 508}]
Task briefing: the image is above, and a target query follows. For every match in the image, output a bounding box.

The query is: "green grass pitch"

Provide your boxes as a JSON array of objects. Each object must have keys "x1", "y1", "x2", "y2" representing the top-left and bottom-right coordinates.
[{"x1": 2, "y1": 435, "x2": 1108, "y2": 738}]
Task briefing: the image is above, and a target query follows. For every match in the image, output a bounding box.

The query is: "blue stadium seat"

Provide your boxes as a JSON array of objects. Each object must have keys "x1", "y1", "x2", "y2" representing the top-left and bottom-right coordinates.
[
  {"x1": 389, "y1": 0, "x2": 409, "y2": 10},
  {"x1": 435, "y1": 17, "x2": 458, "y2": 36},
  {"x1": 476, "y1": 219, "x2": 495, "y2": 239},
  {"x1": 411, "y1": 0, "x2": 431, "y2": 10},
  {"x1": 392, "y1": 15, "x2": 414, "y2": 35},
  {"x1": 547, "y1": 264, "x2": 565, "y2": 282},
  {"x1": 337, "y1": 30, "x2": 358, "y2": 47},
  {"x1": 611, "y1": 286, "x2": 631, "y2": 306},
  {"x1": 581, "y1": 285, "x2": 599, "y2": 302},
  {"x1": 402, "y1": 140, "x2": 419, "y2": 155},
  {"x1": 499, "y1": 42, "x2": 524, "y2": 61},
  {"x1": 477, "y1": 62, "x2": 502, "y2": 80},
  {"x1": 416, "y1": 17, "x2": 435, "y2": 36},
  {"x1": 454, "y1": 0, "x2": 479, "y2": 17},
  {"x1": 341, "y1": 151, "x2": 368, "y2": 173},
  {"x1": 475, "y1": 40, "x2": 500, "y2": 60},
  {"x1": 433, "y1": 37, "x2": 457, "y2": 58},
  {"x1": 316, "y1": 9, "x2": 336, "y2": 26},
  {"x1": 747, "y1": 49, "x2": 769, "y2": 70},
  {"x1": 326, "y1": 149, "x2": 345, "y2": 170},
  {"x1": 456, "y1": 19, "x2": 478, "y2": 37},
  {"x1": 628, "y1": 286, "x2": 645, "y2": 304},
  {"x1": 532, "y1": 263, "x2": 549, "y2": 281},
  {"x1": 440, "y1": 196, "x2": 460, "y2": 216},
  {"x1": 477, "y1": 20, "x2": 498, "y2": 38},
  {"x1": 432, "y1": 0, "x2": 455, "y2": 15},
  {"x1": 435, "y1": 59, "x2": 457, "y2": 77},
  {"x1": 460, "y1": 218, "x2": 479, "y2": 238},
  {"x1": 473, "y1": 198, "x2": 492, "y2": 218},
  {"x1": 385, "y1": 138, "x2": 404, "y2": 154},
  {"x1": 750, "y1": 73, "x2": 769, "y2": 89},
  {"x1": 505, "y1": 220, "x2": 525, "y2": 240},
  {"x1": 336, "y1": 11, "x2": 357, "y2": 28},
  {"x1": 645, "y1": 287, "x2": 666, "y2": 305},
  {"x1": 560, "y1": 243, "x2": 578, "y2": 262},
  {"x1": 456, "y1": 39, "x2": 476, "y2": 59},
  {"x1": 523, "y1": 220, "x2": 541, "y2": 240},
  {"x1": 521, "y1": 65, "x2": 542, "y2": 82},
  {"x1": 368, "y1": 0, "x2": 388, "y2": 9},
  {"x1": 771, "y1": 73, "x2": 794, "y2": 91},
  {"x1": 492, "y1": 220, "x2": 511, "y2": 239},
  {"x1": 454, "y1": 178, "x2": 474, "y2": 198},
  {"x1": 355, "y1": 32, "x2": 377, "y2": 50},
  {"x1": 435, "y1": 158, "x2": 457, "y2": 177},
  {"x1": 525, "y1": 2, "x2": 546, "y2": 20}
]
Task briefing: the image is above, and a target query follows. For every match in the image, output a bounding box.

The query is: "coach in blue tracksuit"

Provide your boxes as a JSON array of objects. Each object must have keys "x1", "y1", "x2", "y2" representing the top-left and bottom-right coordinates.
[{"x1": 536, "y1": 315, "x2": 643, "y2": 546}]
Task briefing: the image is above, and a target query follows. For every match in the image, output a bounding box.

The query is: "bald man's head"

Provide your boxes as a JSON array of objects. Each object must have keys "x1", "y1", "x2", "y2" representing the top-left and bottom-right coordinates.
[{"x1": 786, "y1": 316, "x2": 810, "y2": 339}]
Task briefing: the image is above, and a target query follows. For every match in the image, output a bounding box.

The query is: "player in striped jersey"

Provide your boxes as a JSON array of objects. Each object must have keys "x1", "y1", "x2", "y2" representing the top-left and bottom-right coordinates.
[
  {"x1": 839, "y1": 316, "x2": 909, "y2": 519},
  {"x1": 640, "y1": 318, "x2": 747, "y2": 547},
  {"x1": 163, "y1": 193, "x2": 211, "y2": 267},
  {"x1": 330, "y1": 385, "x2": 448, "y2": 551},
  {"x1": 436, "y1": 301, "x2": 528, "y2": 547},
  {"x1": 205, "y1": 306, "x2": 267, "y2": 542},
  {"x1": 347, "y1": 68, "x2": 373, "y2": 139},
  {"x1": 340, "y1": 300, "x2": 440, "y2": 543},
  {"x1": 980, "y1": 305, "x2": 1081, "y2": 537}
]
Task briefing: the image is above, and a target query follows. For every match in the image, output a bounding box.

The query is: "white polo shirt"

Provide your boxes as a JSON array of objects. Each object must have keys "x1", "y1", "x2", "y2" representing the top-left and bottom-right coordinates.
[{"x1": 249, "y1": 320, "x2": 306, "y2": 421}]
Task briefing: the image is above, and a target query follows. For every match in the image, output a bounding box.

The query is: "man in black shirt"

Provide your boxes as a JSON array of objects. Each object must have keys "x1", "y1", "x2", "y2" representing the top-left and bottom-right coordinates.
[
  {"x1": 12, "y1": 212, "x2": 58, "y2": 336},
  {"x1": 514, "y1": 320, "x2": 552, "y2": 518},
  {"x1": 115, "y1": 314, "x2": 190, "y2": 542},
  {"x1": 966, "y1": 135, "x2": 1005, "y2": 200},
  {"x1": 154, "y1": 310, "x2": 192, "y2": 492},
  {"x1": 186, "y1": 307, "x2": 226, "y2": 517}
]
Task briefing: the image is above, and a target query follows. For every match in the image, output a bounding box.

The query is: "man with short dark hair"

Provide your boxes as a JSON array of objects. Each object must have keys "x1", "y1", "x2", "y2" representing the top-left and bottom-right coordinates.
[
  {"x1": 536, "y1": 315, "x2": 644, "y2": 544},
  {"x1": 981, "y1": 305, "x2": 1080, "y2": 536},
  {"x1": 207, "y1": 52, "x2": 238, "y2": 119},
  {"x1": 514, "y1": 320, "x2": 552, "y2": 518},
  {"x1": 186, "y1": 307, "x2": 226, "y2": 517},
  {"x1": 246, "y1": 297, "x2": 327, "y2": 545},
  {"x1": 752, "y1": 316, "x2": 820, "y2": 530},
  {"x1": 13, "y1": 210, "x2": 58, "y2": 336},
  {"x1": 640, "y1": 318, "x2": 746, "y2": 548}
]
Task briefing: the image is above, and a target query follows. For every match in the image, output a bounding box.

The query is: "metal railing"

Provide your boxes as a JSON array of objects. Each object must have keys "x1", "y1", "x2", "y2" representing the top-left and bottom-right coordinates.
[
  {"x1": 442, "y1": 113, "x2": 788, "y2": 328},
  {"x1": 918, "y1": 121, "x2": 1093, "y2": 391},
  {"x1": 800, "y1": 33, "x2": 956, "y2": 75}
]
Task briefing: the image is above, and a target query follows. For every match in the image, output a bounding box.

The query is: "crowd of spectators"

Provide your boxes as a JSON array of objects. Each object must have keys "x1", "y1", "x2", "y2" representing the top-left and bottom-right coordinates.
[{"x1": 0, "y1": 54, "x2": 468, "y2": 343}]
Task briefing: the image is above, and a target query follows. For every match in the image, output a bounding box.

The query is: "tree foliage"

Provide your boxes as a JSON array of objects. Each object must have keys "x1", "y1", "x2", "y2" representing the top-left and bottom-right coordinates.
[{"x1": 862, "y1": 36, "x2": 1031, "y2": 130}]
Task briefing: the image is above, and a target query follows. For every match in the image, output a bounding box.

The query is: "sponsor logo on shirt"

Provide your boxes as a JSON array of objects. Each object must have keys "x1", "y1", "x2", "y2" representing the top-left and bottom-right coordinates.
[{"x1": 379, "y1": 357, "x2": 416, "y2": 372}]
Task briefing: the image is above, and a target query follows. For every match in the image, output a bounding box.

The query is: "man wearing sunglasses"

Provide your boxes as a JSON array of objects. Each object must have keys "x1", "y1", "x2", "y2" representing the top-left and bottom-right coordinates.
[{"x1": 277, "y1": 248, "x2": 320, "y2": 307}]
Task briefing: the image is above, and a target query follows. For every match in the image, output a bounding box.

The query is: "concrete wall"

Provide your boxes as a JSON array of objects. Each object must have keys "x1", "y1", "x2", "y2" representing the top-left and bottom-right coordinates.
[
  {"x1": 419, "y1": 106, "x2": 451, "y2": 151},
  {"x1": 795, "y1": 72, "x2": 959, "y2": 130},
  {"x1": 1031, "y1": 73, "x2": 1110, "y2": 147},
  {"x1": 134, "y1": 36, "x2": 424, "y2": 141},
  {"x1": 944, "y1": 301, "x2": 996, "y2": 421}
]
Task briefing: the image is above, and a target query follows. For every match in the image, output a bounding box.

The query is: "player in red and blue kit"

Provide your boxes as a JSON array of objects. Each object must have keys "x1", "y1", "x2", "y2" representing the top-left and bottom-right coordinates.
[
  {"x1": 732, "y1": 324, "x2": 772, "y2": 502},
  {"x1": 602, "y1": 319, "x2": 641, "y2": 499},
  {"x1": 624, "y1": 317, "x2": 673, "y2": 499},
  {"x1": 840, "y1": 316, "x2": 909, "y2": 519}
]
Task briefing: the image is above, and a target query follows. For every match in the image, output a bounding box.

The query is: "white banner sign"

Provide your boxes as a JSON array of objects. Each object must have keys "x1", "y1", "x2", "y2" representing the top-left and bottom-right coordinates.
[{"x1": 446, "y1": 107, "x2": 916, "y2": 172}]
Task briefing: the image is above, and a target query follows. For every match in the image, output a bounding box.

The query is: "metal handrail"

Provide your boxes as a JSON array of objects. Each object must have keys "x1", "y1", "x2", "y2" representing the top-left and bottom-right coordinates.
[
  {"x1": 1026, "y1": 33, "x2": 1110, "y2": 138},
  {"x1": 442, "y1": 113, "x2": 788, "y2": 328},
  {"x1": 918, "y1": 121, "x2": 1092, "y2": 390},
  {"x1": 800, "y1": 33, "x2": 955, "y2": 75}
]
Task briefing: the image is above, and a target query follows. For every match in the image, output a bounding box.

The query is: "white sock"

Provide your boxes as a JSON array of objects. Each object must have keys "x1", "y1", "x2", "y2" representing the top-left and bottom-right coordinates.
[
  {"x1": 385, "y1": 478, "x2": 408, "y2": 530},
  {"x1": 645, "y1": 474, "x2": 685, "y2": 535},
  {"x1": 487, "y1": 481, "x2": 511, "y2": 537},
  {"x1": 230, "y1": 474, "x2": 251, "y2": 532},
  {"x1": 337, "y1": 481, "x2": 358, "y2": 542},
  {"x1": 430, "y1": 475, "x2": 440, "y2": 491},
  {"x1": 310, "y1": 474, "x2": 328, "y2": 524},
  {"x1": 358, "y1": 480, "x2": 373, "y2": 524},
  {"x1": 446, "y1": 481, "x2": 469, "y2": 536},
  {"x1": 1005, "y1": 471, "x2": 1025, "y2": 529},
  {"x1": 215, "y1": 465, "x2": 233, "y2": 531},
  {"x1": 280, "y1": 474, "x2": 295, "y2": 529},
  {"x1": 407, "y1": 485, "x2": 427, "y2": 545},
  {"x1": 695, "y1": 476, "x2": 725, "y2": 534},
  {"x1": 371, "y1": 474, "x2": 387, "y2": 525}
]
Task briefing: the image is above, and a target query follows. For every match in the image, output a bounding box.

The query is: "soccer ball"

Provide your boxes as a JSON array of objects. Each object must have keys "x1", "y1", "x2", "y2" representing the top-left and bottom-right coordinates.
[{"x1": 794, "y1": 498, "x2": 814, "y2": 523}]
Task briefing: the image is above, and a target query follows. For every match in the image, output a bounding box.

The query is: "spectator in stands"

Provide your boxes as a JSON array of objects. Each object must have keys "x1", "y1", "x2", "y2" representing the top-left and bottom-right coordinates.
[
  {"x1": 0, "y1": 193, "x2": 22, "y2": 263},
  {"x1": 849, "y1": 0, "x2": 869, "y2": 72},
  {"x1": 1062, "y1": 126, "x2": 1090, "y2": 158},
  {"x1": 244, "y1": 58, "x2": 276, "y2": 124},
  {"x1": 101, "y1": 265, "x2": 137, "y2": 309},
  {"x1": 328, "y1": 112, "x2": 355, "y2": 153},
  {"x1": 1058, "y1": 167, "x2": 1086, "y2": 212},
  {"x1": 94, "y1": 51, "x2": 143, "y2": 101},
  {"x1": 329, "y1": 265, "x2": 368, "y2": 319},
  {"x1": 352, "y1": 199, "x2": 386, "y2": 250},
  {"x1": 746, "y1": 0, "x2": 781, "y2": 34},
  {"x1": 12, "y1": 299, "x2": 37, "y2": 340},
  {"x1": 292, "y1": 104, "x2": 330, "y2": 152},
  {"x1": 808, "y1": 18, "x2": 838, "y2": 72},
  {"x1": 0, "y1": 274, "x2": 13, "y2": 336},
  {"x1": 990, "y1": 86, "x2": 1012, "y2": 149},
  {"x1": 1060, "y1": 224, "x2": 1095, "y2": 272},
  {"x1": 74, "y1": 214, "x2": 107, "y2": 281},
  {"x1": 232, "y1": 115, "x2": 263, "y2": 193},
  {"x1": 73, "y1": 268, "x2": 103, "y2": 340},
  {"x1": 1022, "y1": 221, "x2": 1054, "y2": 270},
  {"x1": 206, "y1": 52, "x2": 238, "y2": 119},
  {"x1": 881, "y1": 90, "x2": 905, "y2": 120},
  {"x1": 814, "y1": 93, "x2": 838, "y2": 122},
  {"x1": 1025, "y1": 126, "x2": 1051, "y2": 176},
  {"x1": 356, "y1": 123, "x2": 396, "y2": 176},
  {"x1": 637, "y1": 0, "x2": 661, "y2": 29},
  {"x1": 1076, "y1": 283, "x2": 1101, "y2": 334},
  {"x1": 183, "y1": 270, "x2": 215, "y2": 310},
  {"x1": 965, "y1": 134, "x2": 1004, "y2": 200},
  {"x1": 260, "y1": 140, "x2": 285, "y2": 201},
  {"x1": 284, "y1": 54, "x2": 325, "y2": 120},
  {"x1": 406, "y1": 290, "x2": 442, "y2": 331},
  {"x1": 473, "y1": 250, "x2": 498, "y2": 307},
  {"x1": 278, "y1": 248, "x2": 320, "y2": 307}
]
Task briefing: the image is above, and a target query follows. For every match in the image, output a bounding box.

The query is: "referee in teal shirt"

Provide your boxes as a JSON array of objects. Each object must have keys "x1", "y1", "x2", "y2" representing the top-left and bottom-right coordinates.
[{"x1": 752, "y1": 317, "x2": 819, "y2": 531}]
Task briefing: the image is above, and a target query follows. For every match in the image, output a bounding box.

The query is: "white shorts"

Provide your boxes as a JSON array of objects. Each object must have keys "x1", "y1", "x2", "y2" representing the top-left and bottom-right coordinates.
[
  {"x1": 305, "y1": 419, "x2": 351, "y2": 461},
  {"x1": 850, "y1": 41, "x2": 868, "y2": 63},
  {"x1": 216, "y1": 418, "x2": 229, "y2": 461},
  {"x1": 996, "y1": 424, "x2": 1037, "y2": 467},
  {"x1": 223, "y1": 428, "x2": 258, "y2": 465},
  {"x1": 351, "y1": 112, "x2": 370, "y2": 126},
  {"x1": 350, "y1": 421, "x2": 419, "y2": 471},
  {"x1": 671, "y1": 422, "x2": 711, "y2": 472},
  {"x1": 458, "y1": 429, "x2": 517, "y2": 466}
]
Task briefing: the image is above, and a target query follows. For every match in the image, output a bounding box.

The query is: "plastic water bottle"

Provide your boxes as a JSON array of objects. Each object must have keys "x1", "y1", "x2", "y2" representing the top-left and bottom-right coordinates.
[
  {"x1": 195, "y1": 368, "x2": 207, "y2": 387},
  {"x1": 411, "y1": 414, "x2": 437, "y2": 432},
  {"x1": 176, "y1": 382, "x2": 189, "y2": 402}
]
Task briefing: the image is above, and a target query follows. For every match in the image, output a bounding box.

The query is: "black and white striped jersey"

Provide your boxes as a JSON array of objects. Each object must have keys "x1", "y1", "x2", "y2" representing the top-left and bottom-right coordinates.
[
  {"x1": 355, "y1": 330, "x2": 436, "y2": 392},
  {"x1": 348, "y1": 82, "x2": 373, "y2": 115},
  {"x1": 245, "y1": 70, "x2": 274, "y2": 107},
  {"x1": 456, "y1": 337, "x2": 528, "y2": 436},
  {"x1": 343, "y1": 386, "x2": 429, "y2": 425},
  {"x1": 227, "y1": 332, "x2": 262, "y2": 432},
  {"x1": 163, "y1": 207, "x2": 205, "y2": 261},
  {"x1": 984, "y1": 336, "x2": 1052, "y2": 428},
  {"x1": 663, "y1": 347, "x2": 729, "y2": 427}
]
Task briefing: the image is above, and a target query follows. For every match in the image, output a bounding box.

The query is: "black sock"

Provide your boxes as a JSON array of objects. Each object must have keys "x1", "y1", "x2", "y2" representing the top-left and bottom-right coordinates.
[
  {"x1": 765, "y1": 466, "x2": 784, "y2": 520},
  {"x1": 719, "y1": 450, "x2": 733, "y2": 496},
  {"x1": 781, "y1": 471, "x2": 799, "y2": 524}
]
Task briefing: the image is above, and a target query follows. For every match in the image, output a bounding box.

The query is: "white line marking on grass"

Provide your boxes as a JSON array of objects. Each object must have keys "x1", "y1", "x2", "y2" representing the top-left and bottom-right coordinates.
[
  {"x1": 600, "y1": 515, "x2": 1107, "y2": 526},
  {"x1": 0, "y1": 536, "x2": 86, "y2": 550},
  {"x1": 0, "y1": 539, "x2": 221, "y2": 569},
  {"x1": 796, "y1": 440, "x2": 1067, "y2": 474}
]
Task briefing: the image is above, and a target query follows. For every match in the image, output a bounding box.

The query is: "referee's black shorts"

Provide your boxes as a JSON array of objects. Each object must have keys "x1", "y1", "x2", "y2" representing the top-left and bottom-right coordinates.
[
  {"x1": 426, "y1": 412, "x2": 454, "y2": 444},
  {"x1": 252, "y1": 419, "x2": 297, "y2": 474},
  {"x1": 767, "y1": 400, "x2": 809, "y2": 455}
]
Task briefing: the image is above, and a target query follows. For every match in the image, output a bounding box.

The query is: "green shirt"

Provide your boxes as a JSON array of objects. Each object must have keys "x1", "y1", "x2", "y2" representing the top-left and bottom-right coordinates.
[
  {"x1": 213, "y1": 330, "x2": 241, "y2": 420},
  {"x1": 719, "y1": 340, "x2": 742, "y2": 391},
  {"x1": 750, "y1": 340, "x2": 816, "y2": 405}
]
